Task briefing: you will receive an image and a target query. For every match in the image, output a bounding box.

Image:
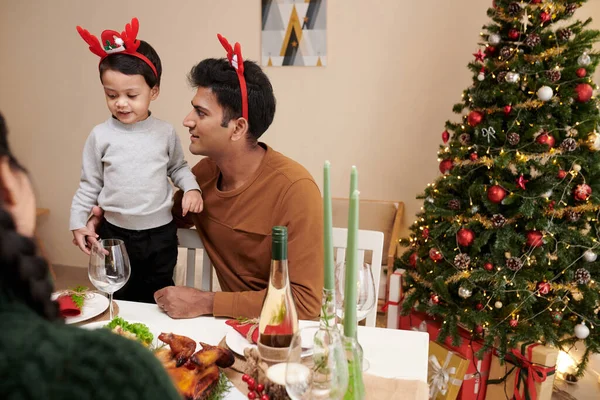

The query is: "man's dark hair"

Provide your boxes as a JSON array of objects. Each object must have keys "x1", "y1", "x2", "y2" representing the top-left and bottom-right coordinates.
[
  {"x1": 188, "y1": 58, "x2": 276, "y2": 141},
  {"x1": 99, "y1": 40, "x2": 162, "y2": 88}
]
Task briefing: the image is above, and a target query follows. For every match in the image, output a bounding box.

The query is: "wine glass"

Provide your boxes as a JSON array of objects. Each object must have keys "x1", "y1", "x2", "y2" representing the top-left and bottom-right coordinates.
[
  {"x1": 284, "y1": 325, "x2": 349, "y2": 400},
  {"x1": 88, "y1": 239, "x2": 131, "y2": 320},
  {"x1": 334, "y1": 259, "x2": 376, "y2": 370}
]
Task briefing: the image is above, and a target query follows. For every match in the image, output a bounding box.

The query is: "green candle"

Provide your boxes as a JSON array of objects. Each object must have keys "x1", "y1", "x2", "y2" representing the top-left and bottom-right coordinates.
[
  {"x1": 343, "y1": 188, "x2": 360, "y2": 338},
  {"x1": 323, "y1": 161, "x2": 335, "y2": 290},
  {"x1": 349, "y1": 165, "x2": 357, "y2": 197}
]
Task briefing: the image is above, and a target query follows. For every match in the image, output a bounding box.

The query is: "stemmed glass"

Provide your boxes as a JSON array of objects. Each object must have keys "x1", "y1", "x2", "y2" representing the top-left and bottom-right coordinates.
[
  {"x1": 284, "y1": 325, "x2": 349, "y2": 399},
  {"x1": 88, "y1": 239, "x2": 131, "y2": 320},
  {"x1": 334, "y1": 259, "x2": 376, "y2": 370}
]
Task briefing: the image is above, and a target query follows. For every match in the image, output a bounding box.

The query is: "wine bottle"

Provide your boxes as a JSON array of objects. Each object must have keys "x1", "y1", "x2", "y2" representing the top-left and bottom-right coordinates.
[{"x1": 258, "y1": 226, "x2": 299, "y2": 364}]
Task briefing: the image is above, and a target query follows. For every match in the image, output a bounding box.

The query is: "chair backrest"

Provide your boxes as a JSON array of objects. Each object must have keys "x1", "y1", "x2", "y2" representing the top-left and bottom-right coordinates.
[
  {"x1": 177, "y1": 228, "x2": 213, "y2": 291},
  {"x1": 332, "y1": 227, "x2": 384, "y2": 327}
]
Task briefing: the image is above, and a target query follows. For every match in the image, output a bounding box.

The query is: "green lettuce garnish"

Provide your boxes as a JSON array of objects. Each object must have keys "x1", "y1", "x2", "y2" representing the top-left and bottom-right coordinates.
[{"x1": 105, "y1": 317, "x2": 154, "y2": 346}]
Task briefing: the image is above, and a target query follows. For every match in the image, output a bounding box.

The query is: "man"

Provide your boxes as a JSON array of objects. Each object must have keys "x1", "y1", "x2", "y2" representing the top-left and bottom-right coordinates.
[{"x1": 81, "y1": 54, "x2": 324, "y2": 320}]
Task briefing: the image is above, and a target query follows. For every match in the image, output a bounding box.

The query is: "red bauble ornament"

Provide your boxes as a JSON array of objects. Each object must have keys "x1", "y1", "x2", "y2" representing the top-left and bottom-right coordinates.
[
  {"x1": 526, "y1": 231, "x2": 544, "y2": 248},
  {"x1": 409, "y1": 252, "x2": 418, "y2": 267},
  {"x1": 540, "y1": 11, "x2": 551, "y2": 23},
  {"x1": 475, "y1": 325, "x2": 484, "y2": 334},
  {"x1": 457, "y1": 228, "x2": 475, "y2": 247},
  {"x1": 422, "y1": 228, "x2": 430, "y2": 239},
  {"x1": 484, "y1": 262, "x2": 494, "y2": 271},
  {"x1": 536, "y1": 132, "x2": 556, "y2": 148},
  {"x1": 548, "y1": 200, "x2": 556, "y2": 211},
  {"x1": 439, "y1": 159, "x2": 454, "y2": 174},
  {"x1": 429, "y1": 248, "x2": 443, "y2": 262},
  {"x1": 503, "y1": 105, "x2": 512, "y2": 116},
  {"x1": 470, "y1": 152, "x2": 479, "y2": 161},
  {"x1": 487, "y1": 185, "x2": 506, "y2": 203},
  {"x1": 574, "y1": 184, "x2": 592, "y2": 201},
  {"x1": 468, "y1": 110, "x2": 484, "y2": 127},
  {"x1": 574, "y1": 83, "x2": 593, "y2": 103},
  {"x1": 576, "y1": 68, "x2": 587, "y2": 78},
  {"x1": 442, "y1": 130, "x2": 450, "y2": 144},
  {"x1": 476, "y1": 303, "x2": 484, "y2": 311},
  {"x1": 509, "y1": 318, "x2": 519, "y2": 328},
  {"x1": 557, "y1": 170, "x2": 567, "y2": 179},
  {"x1": 537, "y1": 281, "x2": 551, "y2": 295},
  {"x1": 508, "y1": 29, "x2": 520, "y2": 40},
  {"x1": 485, "y1": 46, "x2": 497, "y2": 55},
  {"x1": 430, "y1": 293, "x2": 440, "y2": 304}
]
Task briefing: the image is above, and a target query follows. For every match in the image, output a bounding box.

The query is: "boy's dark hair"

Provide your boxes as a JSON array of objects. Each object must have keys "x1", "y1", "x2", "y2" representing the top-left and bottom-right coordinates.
[
  {"x1": 188, "y1": 58, "x2": 276, "y2": 141},
  {"x1": 99, "y1": 40, "x2": 162, "y2": 88}
]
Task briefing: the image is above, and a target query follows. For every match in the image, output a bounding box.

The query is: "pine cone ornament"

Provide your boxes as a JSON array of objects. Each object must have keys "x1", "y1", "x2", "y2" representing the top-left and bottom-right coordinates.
[
  {"x1": 560, "y1": 138, "x2": 578, "y2": 152},
  {"x1": 558, "y1": 28, "x2": 572, "y2": 42},
  {"x1": 508, "y1": 2, "x2": 522, "y2": 16},
  {"x1": 491, "y1": 214, "x2": 507, "y2": 228},
  {"x1": 507, "y1": 132, "x2": 520, "y2": 145},
  {"x1": 454, "y1": 253, "x2": 471, "y2": 270},
  {"x1": 500, "y1": 46, "x2": 514, "y2": 60},
  {"x1": 506, "y1": 257, "x2": 523, "y2": 271},
  {"x1": 525, "y1": 34, "x2": 541, "y2": 48},
  {"x1": 575, "y1": 268, "x2": 591, "y2": 285},
  {"x1": 546, "y1": 69, "x2": 561, "y2": 82},
  {"x1": 565, "y1": 3, "x2": 578, "y2": 16},
  {"x1": 497, "y1": 71, "x2": 508, "y2": 83},
  {"x1": 565, "y1": 211, "x2": 581, "y2": 222},
  {"x1": 448, "y1": 199, "x2": 461, "y2": 210},
  {"x1": 459, "y1": 133, "x2": 471, "y2": 145}
]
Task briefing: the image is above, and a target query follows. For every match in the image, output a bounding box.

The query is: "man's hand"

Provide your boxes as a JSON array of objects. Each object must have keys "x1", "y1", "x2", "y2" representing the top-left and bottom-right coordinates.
[
  {"x1": 181, "y1": 190, "x2": 204, "y2": 217},
  {"x1": 71, "y1": 206, "x2": 104, "y2": 254},
  {"x1": 154, "y1": 286, "x2": 215, "y2": 319}
]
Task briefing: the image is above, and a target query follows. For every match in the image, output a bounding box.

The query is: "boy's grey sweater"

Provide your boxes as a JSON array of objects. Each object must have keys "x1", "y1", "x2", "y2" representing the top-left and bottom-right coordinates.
[{"x1": 70, "y1": 115, "x2": 200, "y2": 231}]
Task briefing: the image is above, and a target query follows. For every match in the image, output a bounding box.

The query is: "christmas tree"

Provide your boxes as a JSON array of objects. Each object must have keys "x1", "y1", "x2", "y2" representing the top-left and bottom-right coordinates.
[{"x1": 398, "y1": 0, "x2": 600, "y2": 376}]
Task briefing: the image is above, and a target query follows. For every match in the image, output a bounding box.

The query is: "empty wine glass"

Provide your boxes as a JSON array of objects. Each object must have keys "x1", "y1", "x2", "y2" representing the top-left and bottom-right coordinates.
[
  {"x1": 88, "y1": 239, "x2": 130, "y2": 320},
  {"x1": 284, "y1": 325, "x2": 348, "y2": 400}
]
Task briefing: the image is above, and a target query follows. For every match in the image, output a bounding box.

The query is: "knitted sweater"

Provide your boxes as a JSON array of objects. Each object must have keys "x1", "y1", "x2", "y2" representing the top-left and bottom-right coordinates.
[{"x1": 0, "y1": 290, "x2": 180, "y2": 400}]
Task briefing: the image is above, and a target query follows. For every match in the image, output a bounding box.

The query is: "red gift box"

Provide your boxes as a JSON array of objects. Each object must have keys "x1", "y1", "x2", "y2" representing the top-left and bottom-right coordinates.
[{"x1": 398, "y1": 310, "x2": 442, "y2": 339}]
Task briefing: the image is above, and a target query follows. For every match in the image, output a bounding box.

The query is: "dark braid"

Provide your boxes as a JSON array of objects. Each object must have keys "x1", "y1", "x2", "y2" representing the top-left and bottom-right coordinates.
[{"x1": 0, "y1": 112, "x2": 60, "y2": 321}]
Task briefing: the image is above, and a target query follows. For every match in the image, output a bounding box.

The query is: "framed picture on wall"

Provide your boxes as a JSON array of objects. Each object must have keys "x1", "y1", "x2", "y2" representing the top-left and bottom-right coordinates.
[{"x1": 261, "y1": 0, "x2": 327, "y2": 67}]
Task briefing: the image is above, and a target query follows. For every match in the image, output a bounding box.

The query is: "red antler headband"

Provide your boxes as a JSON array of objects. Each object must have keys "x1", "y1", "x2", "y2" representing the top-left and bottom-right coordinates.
[
  {"x1": 217, "y1": 34, "x2": 248, "y2": 120},
  {"x1": 76, "y1": 17, "x2": 158, "y2": 77}
]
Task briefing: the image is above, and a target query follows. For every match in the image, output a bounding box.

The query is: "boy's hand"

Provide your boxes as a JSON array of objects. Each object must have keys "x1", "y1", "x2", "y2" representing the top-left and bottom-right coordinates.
[
  {"x1": 72, "y1": 227, "x2": 99, "y2": 255},
  {"x1": 181, "y1": 190, "x2": 203, "y2": 217}
]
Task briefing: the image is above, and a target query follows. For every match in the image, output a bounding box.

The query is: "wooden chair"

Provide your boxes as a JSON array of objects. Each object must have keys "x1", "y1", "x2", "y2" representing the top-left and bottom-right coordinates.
[
  {"x1": 331, "y1": 199, "x2": 405, "y2": 310},
  {"x1": 176, "y1": 228, "x2": 214, "y2": 291},
  {"x1": 332, "y1": 227, "x2": 384, "y2": 327}
]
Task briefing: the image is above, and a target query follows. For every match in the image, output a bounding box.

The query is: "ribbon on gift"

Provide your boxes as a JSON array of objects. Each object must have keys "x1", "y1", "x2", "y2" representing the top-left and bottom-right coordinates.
[
  {"x1": 487, "y1": 343, "x2": 555, "y2": 400},
  {"x1": 380, "y1": 300, "x2": 400, "y2": 313},
  {"x1": 428, "y1": 351, "x2": 463, "y2": 398},
  {"x1": 412, "y1": 320, "x2": 428, "y2": 333},
  {"x1": 463, "y1": 359, "x2": 489, "y2": 396}
]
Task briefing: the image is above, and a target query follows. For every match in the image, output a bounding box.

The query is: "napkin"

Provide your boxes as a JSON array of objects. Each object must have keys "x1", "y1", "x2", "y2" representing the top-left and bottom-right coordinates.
[
  {"x1": 57, "y1": 295, "x2": 82, "y2": 317},
  {"x1": 226, "y1": 319, "x2": 258, "y2": 344}
]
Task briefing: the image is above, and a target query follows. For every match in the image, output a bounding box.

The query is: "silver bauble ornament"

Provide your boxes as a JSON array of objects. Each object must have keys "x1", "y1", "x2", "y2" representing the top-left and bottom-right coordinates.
[
  {"x1": 578, "y1": 53, "x2": 592, "y2": 67},
  {"x1": 495, "y1": 301, "x2": 503, "y2": 309},
  {"x1": 537, "y1": 86, "x2": 554, "y2": 101},
  {"x1": 505, "y1": 72, "x2": 520, "y2": 83},
  {"x1": 489, "y1": 33, "x2": 501, "y2": 45},
  {"x1": 478, "y1": 72, "x2": 485, "y2": 81},
  {"x1": 584, "y1": 250, "x2": 597, "y2": 262},
  {"x1": 458, "y1": 286, "x2": 473, "y2": 299},
  {"x1": 574, "y1": 322, "x2": 590, "y2": 339}
]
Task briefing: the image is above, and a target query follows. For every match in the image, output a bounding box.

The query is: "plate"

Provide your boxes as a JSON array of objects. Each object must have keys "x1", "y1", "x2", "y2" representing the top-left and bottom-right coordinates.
[{"x1": 52, "y1": 291, "x2": 109, "y2": 324}]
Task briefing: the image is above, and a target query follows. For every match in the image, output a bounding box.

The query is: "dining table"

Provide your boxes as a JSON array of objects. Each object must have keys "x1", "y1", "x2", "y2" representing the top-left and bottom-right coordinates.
[{"x1": 89, "y1": 299, "x2": 430, "y2": 399}]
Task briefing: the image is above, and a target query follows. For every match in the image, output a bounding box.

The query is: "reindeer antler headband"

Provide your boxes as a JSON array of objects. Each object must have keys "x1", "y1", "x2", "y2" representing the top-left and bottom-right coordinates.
[
  {"x1": 76, "y1": 17, "x2": 158, "y2": 77},
  {"x1": 217, "y1": 34, "x2": 248, "y2": 120}
]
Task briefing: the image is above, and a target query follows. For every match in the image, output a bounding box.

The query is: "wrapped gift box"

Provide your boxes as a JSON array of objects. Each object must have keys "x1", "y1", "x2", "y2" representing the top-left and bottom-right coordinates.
[
  {"x1": 486, "y1": 342, "x2": 558, "y2": 400},
  {"x1": 428, "y1": 341, "x2": 469, "y2": 400},
  {"x1": 385, "y1": 269, "x2": 405, "y2": 329},
  {"x1": 398, "y1": 310, "x2": 442, "y2": 339}
]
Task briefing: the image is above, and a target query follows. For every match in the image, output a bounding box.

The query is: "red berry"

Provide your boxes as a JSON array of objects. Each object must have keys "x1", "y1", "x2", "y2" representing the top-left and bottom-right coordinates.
[
  {"x1": 247, "y1": 378, "x2": 256, "y2": 387},
  {"x1": 248, "y1": 392, "x2": 257, "y2": 400},
  {"x1": 261, "y1": 395, "x2": 270, "y2": 400},
  {"x1": 248, "y1": 383, "x2": 256, "y2": 391},
  {"x1": 242, "y1": 374, "x2": 250, "y2": 383},
  {"x1": 256, "y1": 384, "x2": 265, "y2": 393}
]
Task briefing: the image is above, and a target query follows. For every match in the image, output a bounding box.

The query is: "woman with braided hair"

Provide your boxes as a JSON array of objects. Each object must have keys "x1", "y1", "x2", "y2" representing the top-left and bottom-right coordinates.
[{"x1": 0, "y1": 112, "x2": 180, "y2": 400}]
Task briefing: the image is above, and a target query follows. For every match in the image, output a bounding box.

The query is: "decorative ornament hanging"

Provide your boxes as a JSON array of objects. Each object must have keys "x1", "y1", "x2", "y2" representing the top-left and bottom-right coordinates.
[
  {"x1": 470, "y1": 152, "x2": 479, "y2": 161},
  {"x1": 457, "y1": 228, "x2": 475, "y2": 247},
  {"x1": 504, "y1": 105, "x2": 512, "y2": 116},
  {"x1": 551, "y1": 311, "x2": 563, "y2": 323},
  {"x1": 485, "y1": 46, "x2": 497, "y2": 56},
  {"x1": 536, "y1": 132, "x2": 556, "y2": 147},
  {"x1": 500, "y1": 46, "x2": 514, "y2": 60},
  {"x1": 577, "y1": 53, "x2": 591, "y2": 67},
  {"x1": 484, "y1": 262, "x2": 494, "y2": 271},
  {"x1": 468, "y1": 110, "x2": 484, "y2": 127},
  {"x1": 454, "y1": 253, "x2": 471, "y2": 270},
  {"x1": 525, "y1": 33, "x2": 541, "y2": 48},
  {"x1": 458, "y1": 286, "x2": 473, "y2": 299},
  {"x1": 476, "y1": 303, "x2": 484, "y2": 311},
  {"x1": 475, "y1": 325, "x2": 484, "y2": 334},
  {"x1": 448, "y1": 199, "x2": 461, "y2": 210},
  {"x1": 574, "y1": 184, "x2": 592, "y2": 201},
  {"x1": 430, "y1": 293, "x2": 441, "y2": 304},
  {"x1": 565, "y1": 211, "x2": 581, "y2": 222},
  {"x1": 487, "y1": 185, "x2": 506, "y2": 203},
  {"x1": 540, "y1": 11, "x2": 551, "y2": 23},
  {"x1": 477, "y1": 67, "x2": 486, "y2": 82},
  {"x1": 521, "y1": 6, "x2": 531, "y2": 31},
  {"x1": 557, "y1": 170, "x2": 567, "y2": 179},
  {"x1": 576, "y1": 68, "x2": 587, "y2": 78},
  {"x1": 583, "y1": 250, "x2": 597, "y2": 262},
  {"x1": 505, "y1": 72, "x2": 520, "y2": 83},
  {"x1": 491, "y1": 214, "x2": 507, "y2": 228},
  {"x1": 509, "y1": 318, "x2": 519, "y2": 328},
  {"x1": 546, "y1": 69, "x2": 561, "y2": 82},
  {"x1": 507, "y1": 132, "x2": 520, "y2": 145},
  {"x1": 506, "y1": 257, "x2": 523, "y2": 271},
  {"x1": 429, "y1": 248, "x2": 443, "y2": 262},
  {"x1": 481, "y1": 127, "x2": 497, "y2": 143},
  {"x1": 496, "y1": 71, "x2": 508, "y2": 83},
  {"x1": 571, "y1": 289, "x2": 584, "y2": 301},
  {"x1": 488, "y1": 33, "x2": 501, "y2": 45},
  {"x1": 565, "y1": 3, "x2": 578, "y2": 16},
  {"x1": 526, "y1": 231, "x2": 544, "y2": 248},
  {"x1": 516, "y1": 175, "x2": 529, "y2": 190},
  {"x1": 507, "y1": 2, "x2": 522, "y2": 17},
  {"x1": 422, "y1": 228, "x2": 430, "y2": 239},
  {"x1": 560, "y1": 138, "x2": 578, "y2": 152},
  {"x1": 473, "y1": 49, "x2": 486, "y2": 63},
  {"x1": 574, "y1": 322, "x2": 590, "y2": 339},
  {"x1": 439, "y1": 159, "x2": 454, "y2": 174},
  {"x1": 537, "y1": 86, "x2": 554, "y2": 101},
  {"x1": 575, "y1": 268, "x2": 591, "y2": 285},
  {"x1": 495, "y1": 301, "x2": 503, "y2": 309},
  {"x1": 574, "y1": 83, "x2": 593, "y2": 103},
  {"x1": 508, "y1": 29, "x2": 520, "y2": 40},
  {"x1": 459, "y1": 133, "x2": 471, "y2": 145},
  {"x1": 409, "y1": 252, "x2": 418, "y2": 267},
  {"x1": 442, "y1": 130, "x2": 450, "y2": 144},
  {"x1": 557, "y1": 28, "x2": 573, "y2": 42},
  {"x1": 587, "y1": 131, "x2": 600, "y2": 151},
  {"x1": 537, "y1": 281, "x2": 551, "y2": 295}
]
